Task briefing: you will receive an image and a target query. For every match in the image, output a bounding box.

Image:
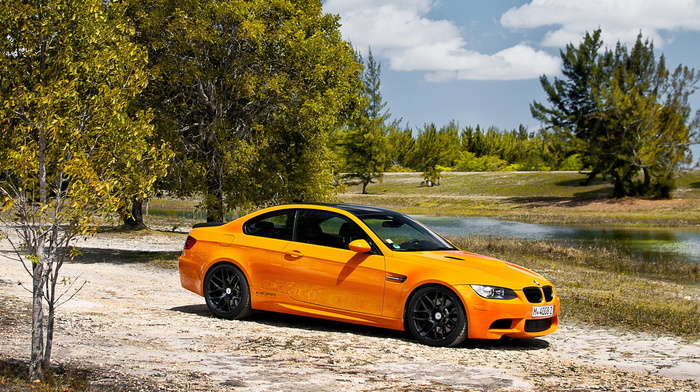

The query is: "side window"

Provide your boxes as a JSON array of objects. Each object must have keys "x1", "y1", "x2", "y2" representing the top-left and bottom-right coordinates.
[
  {"x1": 243, "y1": 210, "x2": 294, "y2": 241},
  {"x1": 295, "y1": 210, "x2": 368, "y2": 250}
]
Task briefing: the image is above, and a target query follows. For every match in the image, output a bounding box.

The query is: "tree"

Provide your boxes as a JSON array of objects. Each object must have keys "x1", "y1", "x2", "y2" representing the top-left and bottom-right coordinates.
[
  {"x1": 532, "y1": 30, "x2": 699, "y2": 197},
  {"x1": 531, "y1": 30, "x2": 611, "y2": 183},
  {"x1": 0, "y1": 0, "x2": 160, "y2": 380},
  {"x1": 595, "y1": 40, "x2": 697, "y2": 196},
  {"x1": 409, "y1": 122, "x2": 460, "y2": 186},
  {"x1": 386, "y1": 124, "x2": 415, "y2": 169},
  {"x1": 127, "y1": 0, "x2": 362, "y2": 220},
  {"x1": 337, "y1": 48, "x2": 390, "y2": 193}
]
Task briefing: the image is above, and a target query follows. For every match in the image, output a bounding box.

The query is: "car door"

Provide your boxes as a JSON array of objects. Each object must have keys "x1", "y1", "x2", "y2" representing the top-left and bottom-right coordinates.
[
  {"x1": 281, "y1": 209, "x2": 386, "y2": 315},
  {"x1": 240, "y1": 209, "x2": 295, "y2": 293}
]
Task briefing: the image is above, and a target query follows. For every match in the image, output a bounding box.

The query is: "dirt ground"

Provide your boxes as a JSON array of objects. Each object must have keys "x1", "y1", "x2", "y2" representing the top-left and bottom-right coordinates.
[{"x1": 1, "y1": 229, "x2": 699, "y2": 392}]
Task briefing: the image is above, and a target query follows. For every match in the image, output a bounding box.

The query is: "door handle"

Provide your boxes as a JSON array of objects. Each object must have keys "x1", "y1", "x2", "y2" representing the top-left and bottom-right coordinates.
[{"x1": 285, "y1": 250, "x2": 304, "y2": 258}]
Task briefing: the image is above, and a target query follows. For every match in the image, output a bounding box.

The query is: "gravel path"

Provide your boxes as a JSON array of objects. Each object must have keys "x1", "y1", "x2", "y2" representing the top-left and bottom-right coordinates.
[{"x1": 1, "y1": 230, "x2": 699, "y2": 391}]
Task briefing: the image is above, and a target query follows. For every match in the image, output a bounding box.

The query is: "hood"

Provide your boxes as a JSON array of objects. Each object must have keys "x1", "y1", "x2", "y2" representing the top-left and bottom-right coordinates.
[{"x1": 393, "y1": 250, "x2": 550, "y2": 289}]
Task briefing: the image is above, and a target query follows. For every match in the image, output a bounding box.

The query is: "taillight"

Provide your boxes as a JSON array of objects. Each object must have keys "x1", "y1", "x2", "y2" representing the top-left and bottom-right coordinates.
[{"x1": 184, "y1": 235, "x2": 197, "y2": 250}]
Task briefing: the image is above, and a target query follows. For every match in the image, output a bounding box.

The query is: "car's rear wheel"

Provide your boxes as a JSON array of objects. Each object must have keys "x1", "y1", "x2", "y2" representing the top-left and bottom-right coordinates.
[
  {"x1": 406, "y1": 285, "x2": 468, "y2": 347},
  {"x1": 204, "y1": 264, "x2": 252, "y2": 320}
]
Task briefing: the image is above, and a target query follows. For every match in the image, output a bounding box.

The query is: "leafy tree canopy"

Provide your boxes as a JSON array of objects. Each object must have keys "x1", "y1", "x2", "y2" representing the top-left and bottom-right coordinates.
[
  {"x1": 532, "y1": 29, "x2": 699, "y2": 197},
  {"x1": 127, "y1": 0, "x2": 363, "y2": 220}
]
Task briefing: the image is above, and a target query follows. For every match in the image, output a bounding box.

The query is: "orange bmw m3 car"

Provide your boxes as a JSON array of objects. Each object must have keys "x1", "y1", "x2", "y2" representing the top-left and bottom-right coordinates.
[{"x1": 178, "y1": 203, "x2": 559, "y2": 346}]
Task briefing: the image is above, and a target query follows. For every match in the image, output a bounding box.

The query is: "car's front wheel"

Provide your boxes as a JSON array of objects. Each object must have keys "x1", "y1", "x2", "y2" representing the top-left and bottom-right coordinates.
[
  {"x1": 406, "y1": 285, "x2": 468, "y2": 347},
  {"x1": 204, "y1": 264, "x2": 252, "y2": 320}
]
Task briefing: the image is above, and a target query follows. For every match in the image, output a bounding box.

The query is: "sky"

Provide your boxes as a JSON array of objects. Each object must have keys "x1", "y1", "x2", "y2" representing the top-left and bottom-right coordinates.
[{"x1": 322, "y1": 0, "x2": 700, "y2": 153}]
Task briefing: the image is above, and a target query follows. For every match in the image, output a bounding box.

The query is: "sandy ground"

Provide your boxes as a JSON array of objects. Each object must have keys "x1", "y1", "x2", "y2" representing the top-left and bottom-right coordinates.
[{"x1": 1, "y1": 229, "x2": 699, "y2": 391}]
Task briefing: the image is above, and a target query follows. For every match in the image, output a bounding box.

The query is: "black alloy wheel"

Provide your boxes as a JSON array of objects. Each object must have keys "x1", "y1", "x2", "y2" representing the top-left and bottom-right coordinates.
[
  {"x1": 204, "y1": 264, "x2": 252, "y2": 320},
  {"x1": 406, "y1": 285, "x2": 468, "y2": 347}
]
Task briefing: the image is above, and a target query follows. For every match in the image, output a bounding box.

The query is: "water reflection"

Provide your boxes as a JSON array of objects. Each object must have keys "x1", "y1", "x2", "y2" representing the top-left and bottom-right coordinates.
[{"x1": 415, "y1": 216, "x2": 700, "y2": 264}]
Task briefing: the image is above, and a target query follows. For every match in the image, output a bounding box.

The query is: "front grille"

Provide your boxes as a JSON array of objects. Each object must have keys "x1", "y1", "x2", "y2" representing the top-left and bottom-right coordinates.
[
  {"x1": 542, "y1": 286, "x2": 554, "y2": 302},
  {"x1": 523, "y1": 287, "x2": 543, "y2": 303},
  {"x1": 523, "y1": 286, "x2": 554, "y2": 303},
  {"x1": 525, "y1": 318, "x2": 552, "y2": 332}
]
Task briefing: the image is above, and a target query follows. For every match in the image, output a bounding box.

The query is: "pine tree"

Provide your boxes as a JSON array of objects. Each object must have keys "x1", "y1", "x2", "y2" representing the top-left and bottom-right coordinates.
[
  {"x1": 337, "y1": 48, "x2": 391, "y2": 193},
  {"x1": 410, "y1": 122, "x2": 460, "y2": 186},
  {"x1": 532, "y1": 29, "x2": 699, "y2": 197}
]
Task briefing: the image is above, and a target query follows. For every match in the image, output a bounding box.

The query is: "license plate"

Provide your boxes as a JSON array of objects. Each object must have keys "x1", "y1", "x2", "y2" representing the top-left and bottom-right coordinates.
[{"x1": 532, "y1": 305, "x2": 554, "y2": 318}]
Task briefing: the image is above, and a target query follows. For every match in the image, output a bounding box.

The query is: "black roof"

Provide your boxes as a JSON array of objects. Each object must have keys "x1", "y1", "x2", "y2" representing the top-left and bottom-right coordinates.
[{"x1": 284, "y1": 202, "x2": 398, "y2": 217}]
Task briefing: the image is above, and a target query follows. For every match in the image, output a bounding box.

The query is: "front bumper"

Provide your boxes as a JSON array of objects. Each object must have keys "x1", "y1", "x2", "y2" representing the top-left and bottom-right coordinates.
[{"x1": 454, "y1": 285, "x2": 560, "y2": 340}]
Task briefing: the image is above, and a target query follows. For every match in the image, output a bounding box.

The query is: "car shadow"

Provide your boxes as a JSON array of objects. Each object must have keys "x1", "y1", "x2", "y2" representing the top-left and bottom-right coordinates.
[
  {"x1": 68, "y1": 248, "x2": 180, "y2": 265},
  {"x1": 463, "y1": 336, "x2": 550, "y2": 350},
  {"x1": 169, "y1": 304, "x2": 551, "y2": 351}
]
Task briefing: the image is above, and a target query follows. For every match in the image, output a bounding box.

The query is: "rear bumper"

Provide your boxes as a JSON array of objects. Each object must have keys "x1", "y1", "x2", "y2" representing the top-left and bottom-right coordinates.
[{"x1": 178, "y1": 254, "x2": 204, "y2": 296}]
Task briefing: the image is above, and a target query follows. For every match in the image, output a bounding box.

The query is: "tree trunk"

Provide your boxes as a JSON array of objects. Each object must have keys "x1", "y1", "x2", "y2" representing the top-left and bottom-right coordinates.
[
  {"x1": 205, "y1": 190, "x2": 225, "y2": 222},
  {"x1": 44, "y1": 286, "x2": 56, "y2": 377},
  {"x1": 29, "y1": 260, "x2": 46, "y2": 381},
  {"x1": 642, "y1": 166, "x2": 651, "y2": 193},
  {"x1": 30, "y1": 121, "x2": 48, "y2": 381},
  {"x1": 581, "y1": 170, "x2": 598, "y2": 186},
  {"x1": 123, "y1": 196, "x2": 147, "y2": 228},
  {"x1": 205, "y1": 163, "x2": 225, "y2": 222}
]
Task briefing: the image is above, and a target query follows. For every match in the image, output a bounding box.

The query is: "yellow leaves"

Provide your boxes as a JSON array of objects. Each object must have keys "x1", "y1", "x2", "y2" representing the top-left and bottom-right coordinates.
[
  {"x1": 1, "y1": 49, "x2": 154, "y2": 231},
  {"x1": 0, "y1": 190, "x2": 15, "y2": 213}
]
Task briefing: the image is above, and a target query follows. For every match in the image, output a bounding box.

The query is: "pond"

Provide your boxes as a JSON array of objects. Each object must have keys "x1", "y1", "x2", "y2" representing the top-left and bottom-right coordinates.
[{"x1": 415, "y1": 216, "x2": 700, "y2": 264}]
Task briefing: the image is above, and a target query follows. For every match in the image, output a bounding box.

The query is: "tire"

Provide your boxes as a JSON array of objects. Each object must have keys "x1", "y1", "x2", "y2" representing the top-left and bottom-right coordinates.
[
  {"x1": 204, "y1": 263, "x2": 252, "y2": 320},
  {"x1": 406, "y1": 285, "x2": 468, "y2": 347}
]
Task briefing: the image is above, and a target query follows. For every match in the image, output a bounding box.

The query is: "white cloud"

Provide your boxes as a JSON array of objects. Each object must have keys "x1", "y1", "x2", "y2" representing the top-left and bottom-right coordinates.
[
  {"x1": 323, "y1": 0, "x2": 561, "y2": 81},
  {"x1": 425, "y1": 44, "x2": 561, "y2": 81},
  {"x1": 501, "y1": 0, "x2": 700, "y2": 48}
]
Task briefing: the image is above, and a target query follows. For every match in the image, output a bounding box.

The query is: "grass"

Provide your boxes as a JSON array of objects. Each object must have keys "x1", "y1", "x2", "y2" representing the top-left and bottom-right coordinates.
[{"x1": 0, "y1": 360, "x2": 91, "y2": 392}]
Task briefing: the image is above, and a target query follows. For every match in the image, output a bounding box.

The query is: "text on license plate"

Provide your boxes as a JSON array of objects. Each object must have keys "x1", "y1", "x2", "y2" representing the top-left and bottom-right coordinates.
[{"x1": 532, "y1": 305, "x2": 554, "y2": 318}]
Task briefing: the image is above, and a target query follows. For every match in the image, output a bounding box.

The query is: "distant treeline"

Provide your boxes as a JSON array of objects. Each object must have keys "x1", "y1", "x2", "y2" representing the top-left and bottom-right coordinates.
[{"x1": 386, "y1": 123, "x2": 582, "y2": 173}]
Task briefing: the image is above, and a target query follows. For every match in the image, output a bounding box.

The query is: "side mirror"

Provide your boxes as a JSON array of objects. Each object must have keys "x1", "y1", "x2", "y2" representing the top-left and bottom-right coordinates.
[{"x1": 348, "y1": 239, "x2": 372, "y2": 253}]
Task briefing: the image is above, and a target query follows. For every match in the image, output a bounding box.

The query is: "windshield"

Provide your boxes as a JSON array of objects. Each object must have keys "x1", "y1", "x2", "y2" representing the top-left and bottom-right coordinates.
[{"x1": 359, "y1": 213, "x2": 457, "y2": 252}]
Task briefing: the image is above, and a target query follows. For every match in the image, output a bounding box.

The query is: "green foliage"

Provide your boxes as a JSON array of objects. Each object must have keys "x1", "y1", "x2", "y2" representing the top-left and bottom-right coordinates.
[
  {"x1": 0, "y1": 0, "x2": 161, "y2": 380},
  {"x1": 459, "y1": 125, "x2": 559, "y2": 171},
  {"x1": 387, "y1": 125, "x2": 416, "y2": 169},
  {"x1": 128, "y1": 0, "x2": 361, "y2": 220},
  {"x1": 558, "y1": 154, "x2": 584, "y2": 171},
  {"x1": 409, "y1": 122, "x2": 460, "y2": 185},
  {"x1": 454, "y1": 152, "x2": 508, "y2": 172},
  {"x1": 532, "y1": 29, "x2": 699, "y2": 198}
]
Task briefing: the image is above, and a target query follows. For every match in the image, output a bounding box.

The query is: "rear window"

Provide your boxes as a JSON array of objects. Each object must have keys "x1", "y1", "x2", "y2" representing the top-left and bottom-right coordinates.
[{"x1": 243, "y1": 210, "x2": 294, "y2": 241}]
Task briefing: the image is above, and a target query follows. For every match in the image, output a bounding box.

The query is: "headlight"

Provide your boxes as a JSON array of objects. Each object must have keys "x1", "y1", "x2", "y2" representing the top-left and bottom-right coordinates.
[{"x1": 471, "y1": 285, "x2": 517, "y2": 300}]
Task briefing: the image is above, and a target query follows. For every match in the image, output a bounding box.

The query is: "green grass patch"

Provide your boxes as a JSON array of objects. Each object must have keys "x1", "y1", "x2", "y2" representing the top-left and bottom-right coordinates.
[{"x1": 0, "y1": 359, "x2": 92, "y2": 392}]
